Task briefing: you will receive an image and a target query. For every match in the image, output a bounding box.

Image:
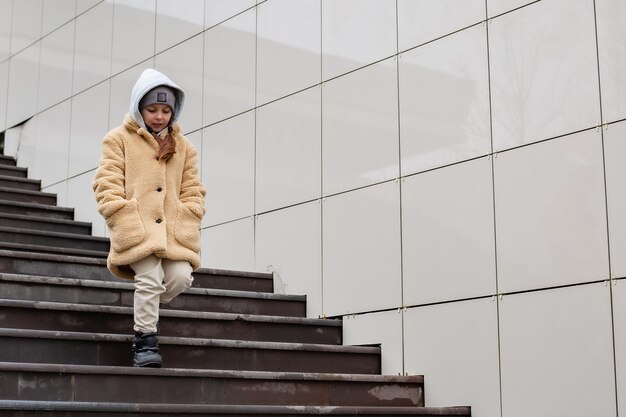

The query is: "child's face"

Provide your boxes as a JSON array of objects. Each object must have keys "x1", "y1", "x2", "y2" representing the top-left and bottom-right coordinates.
[{"x1": 140, "y1": 103, "x2": 173, "y2": 132}]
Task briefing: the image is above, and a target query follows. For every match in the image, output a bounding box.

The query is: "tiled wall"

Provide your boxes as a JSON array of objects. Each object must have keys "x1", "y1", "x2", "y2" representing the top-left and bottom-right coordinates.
[{"x1": 1, "y1": 0, "x2": 625, "y2": 415}]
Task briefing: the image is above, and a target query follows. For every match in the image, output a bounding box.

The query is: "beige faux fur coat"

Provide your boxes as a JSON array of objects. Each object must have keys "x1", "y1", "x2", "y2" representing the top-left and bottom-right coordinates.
[{"x1": 92, "y1": 115, "x2": 206, "y2": 280}]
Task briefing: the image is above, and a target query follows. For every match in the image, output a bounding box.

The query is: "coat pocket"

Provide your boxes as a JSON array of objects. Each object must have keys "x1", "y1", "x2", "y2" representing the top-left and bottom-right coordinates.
[
  {"x1": 106, "y1": 198, "x2": 146, "y2": 252},
  {"x1": 174, "y1": 201, "x2": 201, "y2": 253}
]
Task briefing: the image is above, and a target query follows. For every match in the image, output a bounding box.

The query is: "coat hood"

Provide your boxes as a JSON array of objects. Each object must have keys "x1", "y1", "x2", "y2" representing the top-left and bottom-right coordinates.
[{"x1": 129, "y1": 68, "x2": 185, "y2": 130}]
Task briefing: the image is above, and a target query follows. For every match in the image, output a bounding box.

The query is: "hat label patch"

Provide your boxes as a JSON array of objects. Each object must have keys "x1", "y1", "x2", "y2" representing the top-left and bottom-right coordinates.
[{"x1": 157, "y1": 92, "x2": 167, "y2": 102}]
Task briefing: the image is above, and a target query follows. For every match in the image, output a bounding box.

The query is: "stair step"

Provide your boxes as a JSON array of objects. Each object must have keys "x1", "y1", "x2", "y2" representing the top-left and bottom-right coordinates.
[
  {"x1": 0, "y1": 299, "x2": 342, "y2": 344},
  {"x1": 0, "y1": 362, "x2": 425, "y2": 407},
  {"x1": 0, "y1": 273, "x2": 305, "y2": 317},
  {"x1": 0, "y1": 165, "x2": 26, "y2": 177},
  {"x1": 0, "y1": 241, "x2": 109, "y2": 258},
  {"x1": 0, "y1": 187, "x2": 56, "y2": 205},
  {"x1": 0, "y1": 400, "x2": 472, "y2": 416},
  {"x1": 0, "y1": 200, "x2": 74, "y2": 220},
  {"x1": 0, "y1": 250, "x2": 274, "y2": 291},
  {"x1": 0, "y1": 155, "x2": 16, "y2": 166},
  {"x1": 0, "y1": 328, "x2": 378, "y2": 374},
  {"x1": 0, "y1": 226, "x2": 110, "y2": 252},
  {"x1": 0, "y1": 175, "x2": 40, "y2": 191},
  {"x1": 0, "y1": 213, "x2": 92, "y2": 235}
]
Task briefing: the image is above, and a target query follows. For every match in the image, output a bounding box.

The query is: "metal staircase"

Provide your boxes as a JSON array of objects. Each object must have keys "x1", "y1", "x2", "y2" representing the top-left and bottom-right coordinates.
[{"x1": 0, "y1": 154, "x2": 471, "y2": 416}]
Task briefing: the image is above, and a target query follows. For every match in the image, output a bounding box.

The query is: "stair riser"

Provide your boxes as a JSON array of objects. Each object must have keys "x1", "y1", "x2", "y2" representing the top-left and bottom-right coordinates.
[
  {"x1": 0, "y1": 337, "x2": 379, "y2": 374},
  {"x1": 0, "y1": 178, "x2": 40, "y2": 191},
  {"x1": 0, "y1": 306, "x2": 342, "y2": 344},
  {"x1": 0, "y1": 218, "x2": 91, "y2": 235},
  {"x1": 0, "y1": 282, "x2": 305, "y2": 317},
  {"x1": 0, "y1": 191, "x2": 55, "y2": 205},
  {"x1": 0, "y1": 371, "x2": 423, "y2": 407},
  {"x1": 0, "y1": 231, "x2": 109, "y2": 252},
  {"x1": 0, "y1": 157, "x2": 16, "y2": 166},
  {"x1": 192, "y1": 274, "x2": 274, "y2": 293},
  {"x1": 0, "y1": 167, "x2": 26, "y2": 178},
  {"x1": 0, "y1": 204, "x2": 73, "y2": 220}
]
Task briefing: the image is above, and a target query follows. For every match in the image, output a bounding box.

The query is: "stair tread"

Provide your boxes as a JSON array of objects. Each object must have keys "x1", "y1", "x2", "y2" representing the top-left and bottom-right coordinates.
[
  {"x1": 0, "y1": 298, "x2": 339, "y2": 326},
  {"x1": 0, "y1": 272, "x2": 301, "y2": 301},
  {"x1": 0, "y1": 199, "x2": 73, "y2": 211},
  {"x1": 0, "y1": 361, "x2": 422, "y2": 382},
  {"x1": 0, "y1": 400, "x2": 471, "y2": 415},
  {"x1": 0, "y1": 186, "x2": 55, "y2": 197},
  {"x1": 0, "y1": 225, "x2": 109, "y2": 241},
  {"x1": 0, "y1": 327, "x2": 372, "y2": 353},
  {"x1": 0, "y1": 212, "x2": 91, "y2": 226},
  {"x1": 0, "y1": 241, "x2": 109, "y2": 257},
  {"x1": 0, "y1": 174, "x2": 39, "y2": 184}
]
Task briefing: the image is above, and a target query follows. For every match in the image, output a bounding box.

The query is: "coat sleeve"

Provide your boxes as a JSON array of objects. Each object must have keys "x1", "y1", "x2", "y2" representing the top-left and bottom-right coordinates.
[
  {"x1": 92, "y1": 134, "x2": 129, "y2": 220},
  {"x1": 179, "y1": 143, "x2": 206, "y2": 220}
]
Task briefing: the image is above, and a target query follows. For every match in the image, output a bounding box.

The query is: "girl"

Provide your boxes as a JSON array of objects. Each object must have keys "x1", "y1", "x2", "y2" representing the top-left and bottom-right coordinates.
[{"x1": 93, "y1": 68, "x2": 206, "y2": 368}]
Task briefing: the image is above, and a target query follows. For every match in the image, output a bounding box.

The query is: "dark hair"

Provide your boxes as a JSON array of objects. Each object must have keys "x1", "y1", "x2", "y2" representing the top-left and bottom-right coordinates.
[{"x1": 157, "y1": 126, "x2": 176, "y2": 161}]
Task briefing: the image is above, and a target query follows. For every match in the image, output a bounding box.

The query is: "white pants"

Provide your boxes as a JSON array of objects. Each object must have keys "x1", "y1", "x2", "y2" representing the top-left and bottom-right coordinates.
[{"x1": 130, "y1": 254, "x2": 193, "y2": 333}]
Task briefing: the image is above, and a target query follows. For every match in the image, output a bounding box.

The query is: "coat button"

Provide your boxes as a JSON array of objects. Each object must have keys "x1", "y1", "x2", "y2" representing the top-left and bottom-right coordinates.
[
  {"x1": 156, "y1": 219, "x2": 162, "y2": 224},
  {"x1": 157, "y1": 187, "x2": 162, "y2": 192}
]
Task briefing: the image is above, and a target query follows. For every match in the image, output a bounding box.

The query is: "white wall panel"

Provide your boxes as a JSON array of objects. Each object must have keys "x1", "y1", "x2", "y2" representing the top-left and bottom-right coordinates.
[
  {"x1": 201, "y1": 111, "x2": 255, "y2": 227},
  {"x1": 614, "y1": 279, "x2": 626, "y2": 414},
  {"x1": 487, "y1": 0, "x2": 537, "y2": 17},
  {"x1": 201, "y1": 217, "x2": 255, "y2": 271},
  {"x1": 205, "y1": 0, "x2": 255, "y2": 29},
  {"x1": 203, "y1": 8, "x2": 255, "y2": 125},
  {"x1": 255, "y1": 201, "x2": 322, "y2": 318},
  {"x1": 68, "y1": 81, "x2": 110, "y2": 176},
  {"x1": 404, "y1": 299, "x2": 501, "y2": 417},
  {"x1": 490, "y1": 0, "x2": 600, "y2": 151},
  {"x1": 596, "y1": 0, "x2": 626, "y2": 123},
  {"x1": 155, "y1": 0, "x2": 204, "y2": 53},
  {"x1": 10, "y1": 0, "x2": 42, "y2": 55},
  {"x1": 321, "y1": 0, "x2": 396, "y2": 80},
  {"x1": 7, "y1": 42, "x2": 40, "y2": 127},
  {"x1": 322, "y1": 58, "x2": 398, "y2": 195},
  {"x1": 402, "y1": 157, "x2": 496, "y2": 305},
  {"x1": 397, "y1": 0, "x2": 485, "y2": 52},
  {"x1": 15, "y1": 117, "x2": 38, "y2": 171},
  {"x1": 72, "y1": 1, "x2": 113, "y2": 94},
  {"x1": 76, "y1": 0, "x2": 101, "y2": 15},
  {"x1": 604, "y1": 121, "x2": 626, "y2": 278},
  {"x1": 399, "y1": 24, "x2": 490, "y2": 176},
  {"x1": 0, "y1": 61, "x2": 8, "y2": 132},
  {"x1": 43, "y1": 180, "x2": 68, "y2": 208},
  {"x1": 32, "y1": 101, "x2": 71, "y2": 186},
  {"x1": 257, "y1": 0, "x2": 320, "y2": 105},
  {"x1": 38, "y1": 22, "x2": 75, "y2": 111},
  {"x1": 0, "y1": 0, "x2": 12, "y2": 61},
  {"x1": 112, "y1": 0, "x2": 155, "y2": 76},
  {"x1": 499, "y1": 284, "x2": 616, "y2": 417},
  {"x1": 256, "y1": 87, "x2": 321, "y2": 213},
  {"x1": 343, "y1": 310, "x2": 403, "y2": 375},
  {"x1": 67, "y1": 170, "x2": 105, "y2": 237},
  {"x1": 42, "y1": 0, "x2": 76, "y2": 36},
  {"x1": 108, "y1": 61, "x2": 154, "y2": 129},
  {"x1": 322, "y1": 181, "x2": 401, "y2": 316},
  {"x1": 155, "y1": 35, "x2": 204, "y2": 134},
  {"x1": 494, "y1": 130, "x2": 609, "y2": 293}
]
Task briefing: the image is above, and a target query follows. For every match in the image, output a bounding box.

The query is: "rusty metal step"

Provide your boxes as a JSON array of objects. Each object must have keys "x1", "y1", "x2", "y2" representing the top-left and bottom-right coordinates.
[
  {"x1": 0, "y1": 175, "x2": 40, "y2": 191},
  {"x1": 0, "y1": 213, "x2": 92, "y2": 235},
  {"x1": 0, "y1": 328, "x2": 378, "y2": 374},
  {"x1": 0, "y1": 200, "x2": 74, "y2": 220},
  {"x1": 0, "y1": 273, "x2": 304, "y2": 317},
  {"x1": 0, "y1": 250, "x2": 274, "y2": 292},
  {"x1": 0, "y1": 227, "x2": 110, "y2": 252},
  {"x1": 0, "y1": 165, "x2": 27, "y2": 178},
  {"x1": 0, "y1": 400, "x2": 471, "y2": 416},
  {"x1": 0, "y1": 362, "x2": 425, "y2": 407},
  {"x1": 0, "y1": 187, "x2": 56, "y2": 205},
  {"x1": 0, "y1": 155, "x2": 16, "y2": 166},
  {"x1": 0, "y1": 299, "x2": 342, "y2": 344}
]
